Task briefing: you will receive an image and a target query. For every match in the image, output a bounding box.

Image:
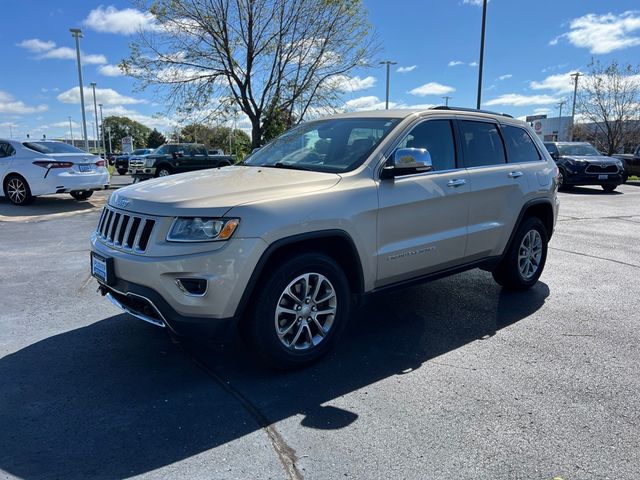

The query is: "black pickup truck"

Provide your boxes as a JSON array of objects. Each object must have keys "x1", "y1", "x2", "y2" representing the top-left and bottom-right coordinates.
[
  {"x1": 612, "y1": 145, "x2": 640, "y2": 182},
  {"x1": 128, "y1": 143, "x2": 234, "y2": 179}
]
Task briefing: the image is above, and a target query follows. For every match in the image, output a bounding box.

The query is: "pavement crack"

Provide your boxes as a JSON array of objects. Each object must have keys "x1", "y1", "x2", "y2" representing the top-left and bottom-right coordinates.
[
  {"x1": 549, "y1": 246, "x2": 640, "y2": 269},
  {"x1": 184, "y1": 350, "x2": 303, "y2": 480}
]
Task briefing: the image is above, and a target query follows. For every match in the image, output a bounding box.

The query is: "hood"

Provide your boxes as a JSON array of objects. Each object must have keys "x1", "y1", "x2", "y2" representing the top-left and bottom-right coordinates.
[
  {"x1": 562, "y1": 155, "x2": 620, "y2": 164},
  {"x1": 109, "y1": 165, "x2": 341, "y2": 217}
]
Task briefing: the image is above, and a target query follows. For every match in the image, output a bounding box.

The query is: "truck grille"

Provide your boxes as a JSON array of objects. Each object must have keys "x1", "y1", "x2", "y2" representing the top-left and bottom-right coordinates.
[
  {"x1": 96, "y1": 206, "x2": 156, "y2": 253},
  {"x1": 129, "y1": 158, "x2": 145, "y2": 167},
  {"x1": 586, "y1": 164, "x2": 618, "y2": 174}
]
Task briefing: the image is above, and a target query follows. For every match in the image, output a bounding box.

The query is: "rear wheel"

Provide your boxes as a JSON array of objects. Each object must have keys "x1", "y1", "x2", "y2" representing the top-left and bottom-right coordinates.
[
  {"x1": 492, "y1": 217, "x2": 548, "y2": 290},
  {"x1": 4, "y1": 175, "x2": 34, "y2": 206},
  {"x1": 245, "y1": 252, "x2": 351, "y2": 370},
  {"x1": 70, "y1": 190, "x2": 94, "y2": 201},
  {"x1": 602, "y1": 184, "x2": 617, "y2": 193}
]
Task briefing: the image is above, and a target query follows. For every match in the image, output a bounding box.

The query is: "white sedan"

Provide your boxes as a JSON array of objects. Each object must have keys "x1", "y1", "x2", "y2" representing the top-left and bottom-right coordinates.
[{"x1": 0, "y1": 139, "x2": 110, "y2": 206}]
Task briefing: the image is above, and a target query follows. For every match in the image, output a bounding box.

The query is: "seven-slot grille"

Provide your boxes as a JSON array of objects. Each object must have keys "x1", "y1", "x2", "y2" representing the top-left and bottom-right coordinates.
[
  {"x1": 96, "y1": 205, "x2": 156, "y2": 253},
  {"x1": 585, "y1": 164, "x2": 618, "y2": 174}
]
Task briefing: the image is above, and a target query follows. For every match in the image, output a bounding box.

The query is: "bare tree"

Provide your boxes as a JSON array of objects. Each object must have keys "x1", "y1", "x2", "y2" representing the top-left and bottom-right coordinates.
[
  {"x1": 577, "y1": 60, "x2": 640, "y2": 155},
  {"x1": 122, "y1": 0, "x2": 378, "y2": 148}
]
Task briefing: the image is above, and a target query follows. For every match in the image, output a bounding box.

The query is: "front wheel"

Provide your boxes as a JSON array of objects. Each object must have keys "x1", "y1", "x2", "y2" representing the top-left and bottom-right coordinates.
[
  {"x1": 70, "y1": 190, "x2": 94, "y2": 201},
  {"x1": 245, "y1": 252, "x2": 351, "y2": 370},
  {"x1": 155, "y1": 166, "x2": 172, "y2": 177},
  {"x1": 492, "y1": 217, "x2": 548, "y2": 290},
  {"x1": 4, "y1": 175, "x2": 34, "y2": 206},
  {"x1": 602, "y1": 184, "x2": 617, "y2": 193}
]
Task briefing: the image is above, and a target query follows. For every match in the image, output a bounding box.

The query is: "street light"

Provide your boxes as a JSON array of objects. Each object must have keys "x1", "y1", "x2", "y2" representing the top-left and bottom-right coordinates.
[
  {"x1": 442, "y1": 96, "x2": 452, "y2": 107},
  {"x1": 106, "y1": 126, "x2": 112, "y2": 154},
  {"x1": 68, "y1": 116, "x2": 74, "y2": 145},
  {"x1": 476, "y1": 0, "x2": 488, "y2": 109},
  {"x1": 90, "y1": 82, "x2": 99, "y2": 153},
  {"x1": 570, "y1": 72, "x2": 582, "y2": 140},
  {"x1": 379, "y1": 60, "x2": 397, "y2": 110},
  {"x1": 70, "y1": 28, "x2": 89, "y2": 150},
  {"x1": 98, "y1": 103, "x2": 106, "y2": 156},
  {"x1": 556, "y1": 100, "x2": 566, "y2": 141}
]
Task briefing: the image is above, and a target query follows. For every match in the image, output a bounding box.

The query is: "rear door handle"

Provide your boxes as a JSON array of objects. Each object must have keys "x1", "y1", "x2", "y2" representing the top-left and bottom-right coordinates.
[
  {"x1": 508, "y1": 171, "x2": 524, "y2": 178},
  {"x1": 447, "y1": 179, "x2": 467, "y2": 188}
]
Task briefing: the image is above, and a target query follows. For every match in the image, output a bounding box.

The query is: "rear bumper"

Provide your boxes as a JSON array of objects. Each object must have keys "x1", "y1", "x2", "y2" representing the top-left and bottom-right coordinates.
[{"x1": 32, "y1": 171, "x2": 110, "y2": 195}]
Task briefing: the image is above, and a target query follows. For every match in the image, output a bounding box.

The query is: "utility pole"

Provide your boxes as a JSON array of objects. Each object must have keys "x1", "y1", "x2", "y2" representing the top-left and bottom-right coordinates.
[
  {"x1": 557, "y1": 100, "x2": 566, "y2": 141},
  {"x1": 70, "y1": 28, "x2": 89, "y2": 151},
  {"x1": 106, "y1": 126, "x2": 112, "y2": 154},
  {"x1": 442, "y1": 96, "x2": 452, "y2": 106},
  {"x1": 476, "y1": 0, "x2": 488, "y2": 109},
  {"x1": 90, "y1": 82, "x2": 99, "y2": 153},
  {"x1": 98, "y1": 103, "x2": 106, "y2": 156},
  {"x1": 9, "y1": 125, "x2": 13, "y2": 138},
  {"x1": 569, "y1": 72, "x2": 582, "y2": 141},
  {"x1": 379, "y1": 60, "x2": 397, "y2": 110},
  {"x1": 68, "y1": 116, "x2": 74, "y2": 145}
]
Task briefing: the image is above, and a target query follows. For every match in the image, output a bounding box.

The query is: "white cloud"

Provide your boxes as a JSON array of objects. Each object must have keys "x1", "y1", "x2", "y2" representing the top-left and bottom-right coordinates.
[
  {"x1": 326, "y1": 75, "x2": 376, "y2": 92},
  {"x1": 409, "y1": 82, "x2": 455, "y2": 96},
  {"x1": 533, "y1": 108, "x2": 552, "y2": 115},
  {"x1": 469, "y1": 62, "x2": 478, "y2": 67},
  {"x1": 448, "y1": 60, "x2": 464, "y2": 67},
  {"x1": 101, "y1": 105, "x2": 176, "y2": 131},
  {"x1": 16, "y1": 38, "x2": 55, "y2": 52},
  {"x1": 530, "y1": 71, "x2": 579, "y2": 94},
  {"x1": 0, "y1": 91, "x2": 48, "y2": 115},
  {"x1": 498, "y1": 74, "x2": 512, "y2": 81},
  {"x1": 97, "y1": 64, "x2": 123, "y2": 77},
  {"x1": 551, "y1": 11, "x2": 640, "y2": 54},
  {"x1": 397, "y1": 65, "x2": 417, "y2": 73},
  {"x1": 57, "y1": 87, "x2": 145, "y2": 106},
  {"x1": 83, "y1": 6, "x2": 158, "y2": 35},
  {"x1": 463, "y1": 0, "x2": 486, "y2": 5},
  {"x1": 16, "y1": 38, "x2": 107, "y2": 64},
  {"x1": 344, "y1": 96, "x2": 388, "y2": 110},
  {"x1": 484, "y1": 93, "x2": 560, "y2": 107}
]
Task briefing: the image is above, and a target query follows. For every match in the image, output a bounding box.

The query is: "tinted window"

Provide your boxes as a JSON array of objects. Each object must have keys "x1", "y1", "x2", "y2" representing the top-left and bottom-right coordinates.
[
  {"x1": 23, "y1": 141, "x2": 85, "y2": 154},
  {"x1": 460, "y1": 120, "x2": 506, "y2": 167},
  {"x1": 557, "y1": 144, "x2": 599, "y2": 156},
  {"x1": 544, "y1": 143, "x2": 558, "y2": 156},
  {"x1": 397, "y1": 120, "x2": 456, "y2": 171},
  {"x1": 0, "y1": 142, "x2": 14, "y2": 158},
  {"x1": 502, "y1": 125, "x2": 541, "y2": 163}
]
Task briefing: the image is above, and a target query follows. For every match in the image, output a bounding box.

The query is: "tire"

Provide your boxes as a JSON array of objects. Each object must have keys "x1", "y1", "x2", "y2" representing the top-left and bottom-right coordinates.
[
  {"x1": 70, "y1": 190, "x2": 94, "y2": 201},
  {"x1": 492, "y1": 216, "x2": 548, "y2": 291},
  {"x1": 557, "y1": 168, "x2": 568, "y2": 191},
  {"x1": 156, "y1": 166, "x2": 172, "y2": 177},
  {"x1": 117, "y1": 169, "x2": 127, "y2": 175},
  {"x1": 4, "y1": 174, "x2": 34, "y2": 206},
  {"x1": 245, "y1": 252, "x2": 351, "y2": 370},
  {"x1": 602, "y1": 184, "x2": 617, "y2": 193}
]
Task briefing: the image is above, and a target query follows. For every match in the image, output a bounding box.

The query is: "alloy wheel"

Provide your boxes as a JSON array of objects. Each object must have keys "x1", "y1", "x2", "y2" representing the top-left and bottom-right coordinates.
[
  {"x1": 7, "y1": 178, "x2": 26, "y2": 204},
  {"x1": 518, "y1": 230, "x2": 543, "y2": 280}
]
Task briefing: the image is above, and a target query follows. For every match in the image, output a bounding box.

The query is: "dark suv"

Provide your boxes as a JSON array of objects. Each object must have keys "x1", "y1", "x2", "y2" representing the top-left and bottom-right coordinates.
[{"x1": 543, "y1": 142, "x2": 625, "y2": 192}]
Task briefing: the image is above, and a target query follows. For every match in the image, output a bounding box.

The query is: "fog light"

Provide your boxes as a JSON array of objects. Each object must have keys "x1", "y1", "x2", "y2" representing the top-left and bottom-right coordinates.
[{"x1": 175, "y1": 278, "x2": 207, "y2": 296}]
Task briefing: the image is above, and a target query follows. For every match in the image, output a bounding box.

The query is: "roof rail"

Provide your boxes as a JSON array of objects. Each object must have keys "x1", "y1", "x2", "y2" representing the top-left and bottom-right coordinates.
[{"x1": 430, "y1": 105, "x2": 513, "y2": 118}]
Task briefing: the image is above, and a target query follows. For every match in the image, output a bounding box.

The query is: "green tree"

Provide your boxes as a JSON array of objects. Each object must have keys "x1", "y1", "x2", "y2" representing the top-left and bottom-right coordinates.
[
  {"x1": 123, "y1": 0, "x2": 378, "y2": 149},
  {"x1": 102, "y1": 116, "x2": 151, "y2": 152},
  {"x1": 146, "y1": 129, "x2": 166, "y2": 148},
  {"x1": 180, "y1": 124, "x2": 251, "y2": 159},
  {"x1": 262, "y1": 107, "x2": 296, "y2": 144}
]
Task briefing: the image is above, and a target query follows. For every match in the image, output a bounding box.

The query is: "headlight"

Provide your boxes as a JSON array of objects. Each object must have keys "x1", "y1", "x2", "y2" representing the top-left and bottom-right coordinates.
[
  {"x1": 167, "y1": 217, "x2": 239, "y2": 242},
  {"x1": 568, "y1": 158, "x2": 586, "y2": 164},
  {"x1": 615, "y1": 160, "x2": 623, "y2": 167},
  {"x1": 145, "y1": 158, "x2": 155, "y2": 167}
]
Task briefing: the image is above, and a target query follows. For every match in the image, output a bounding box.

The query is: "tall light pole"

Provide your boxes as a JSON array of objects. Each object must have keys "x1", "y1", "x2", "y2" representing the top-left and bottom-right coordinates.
[
  {"x1": 476, "y1": 0, "x2": 488, "y2": 109},
  {"x1": 106, "y1": 126, "x2": 112, "y2": 154},
  {"x1": 90, "y1": 82, "x2": 99, "y2": 153},
  {"x1": 557, "y1": 100, "x2": 566, "y2": 141},
  {"x1": 570, "y1": 72, "x2": 582, "y2": 141},
  {"x1": 70, "y1": 28, "x2": 89, "y2": 151},
  {"x1": 68, "y1": 116, "x2": 74, "y2": 144},
  {"x1": 379, "y1": 60, "x2": 397, "y2": 110},
  {"x1": 98, "y1": 103, "x2": 106, "y2": 155},
  {"x1": 442, "y1": 96, "x2": 452, "y2": 106}
]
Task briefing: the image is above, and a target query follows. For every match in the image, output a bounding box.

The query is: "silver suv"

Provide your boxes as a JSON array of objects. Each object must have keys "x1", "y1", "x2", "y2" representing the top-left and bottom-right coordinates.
[{"x1": 91, "y1": 107, "x2": 559, "y2": 369}]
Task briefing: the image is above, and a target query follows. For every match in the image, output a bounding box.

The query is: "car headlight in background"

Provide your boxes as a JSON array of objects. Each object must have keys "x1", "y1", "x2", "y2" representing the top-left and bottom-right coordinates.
[{"x1": 167, "y1": 217, "x2": 239, "y2": 242}]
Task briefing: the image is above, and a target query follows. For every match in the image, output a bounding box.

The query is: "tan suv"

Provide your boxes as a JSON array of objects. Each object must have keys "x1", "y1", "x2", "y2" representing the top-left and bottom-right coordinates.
[{"x1": 90, "y1": 107, "x2": 559, "y2": 369}]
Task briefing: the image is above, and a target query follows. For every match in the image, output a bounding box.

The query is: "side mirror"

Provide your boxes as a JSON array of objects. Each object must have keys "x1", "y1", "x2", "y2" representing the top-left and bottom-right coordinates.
[{"x1": 381, "y1": 148, "x2": 433, "y2": 179}]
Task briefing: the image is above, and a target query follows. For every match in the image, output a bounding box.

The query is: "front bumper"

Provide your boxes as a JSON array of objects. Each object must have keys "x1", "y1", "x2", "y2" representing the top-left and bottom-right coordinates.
[{"x1": 563, "y1": 165, "x2": 623, "y2": 186}]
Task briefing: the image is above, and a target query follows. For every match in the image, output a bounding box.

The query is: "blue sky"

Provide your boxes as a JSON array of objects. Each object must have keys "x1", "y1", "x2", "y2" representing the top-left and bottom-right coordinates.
[{"x1": 1, "y1": 0, "x2": 640, "y2": 140}]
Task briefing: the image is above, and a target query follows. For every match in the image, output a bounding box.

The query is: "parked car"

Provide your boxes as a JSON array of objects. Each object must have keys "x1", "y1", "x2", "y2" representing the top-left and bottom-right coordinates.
[
  {"x1": 91, "y1": 107, "x2": 558, "y2": 369},
  {"x1": 543, "y1": 141, "x2": 624, "y2": 192},
  {"x1": 115, "y1": 149, "x2": 154, "y2": 175},
  {"x1": 612, "y1": 145, "x2": 640, "y2": 182},
  {"x1": 127, "y1": 149, "x2": 155, "y2": 173},
  {"x1": 0, "y1": 139, "x2": 109, "y2": 206},
  {"x1": 128, "y1": 143, "x2": 233, "y2": 179}
]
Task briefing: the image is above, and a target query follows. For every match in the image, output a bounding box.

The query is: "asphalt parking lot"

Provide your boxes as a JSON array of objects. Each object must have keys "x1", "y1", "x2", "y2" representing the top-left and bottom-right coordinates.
[{"x1": 1, "y1": 181, "x2": 639, "y2": 480}]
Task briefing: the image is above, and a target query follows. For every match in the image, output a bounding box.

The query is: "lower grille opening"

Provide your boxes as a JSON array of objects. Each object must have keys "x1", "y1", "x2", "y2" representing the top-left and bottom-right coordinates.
[
  {"x1": 176, "y1": 278, "x2": 208, "y2": 296},
  {"x1": 108, "y1": 290, "x2": 164, "y2": 324}
]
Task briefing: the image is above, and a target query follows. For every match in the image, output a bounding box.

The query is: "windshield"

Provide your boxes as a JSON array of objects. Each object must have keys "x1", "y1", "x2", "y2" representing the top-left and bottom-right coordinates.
[
  {"x1": 23, "y1": 142, "x2": 87, "y2": 154},
  {"x1": 133, "y1": 149, "x2": 150, "y2": 155},
  {"x1": 155, "y1": 145, "x2": 182, "y2": 155},
  {"x1": 244, "y1": 117, "x2": 401, "y2": 173},
  {"x1": 558, "y1": 144, "x2": 600, "y2": 156}
]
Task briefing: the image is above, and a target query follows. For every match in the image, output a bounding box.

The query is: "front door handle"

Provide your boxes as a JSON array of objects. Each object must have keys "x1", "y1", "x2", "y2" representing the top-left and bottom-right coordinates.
[
  {"x1": 447, "y1": 179, "x2": 467, "y2": 188},
  {"x1": 508, "y1": 171, "x2": 524, "y2": 178}
]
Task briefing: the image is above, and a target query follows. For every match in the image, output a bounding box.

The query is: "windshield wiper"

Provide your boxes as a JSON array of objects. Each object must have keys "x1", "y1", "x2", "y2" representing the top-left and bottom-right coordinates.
[{"x1": 270, "y1": 162, "x2": 313, "y2": 171}]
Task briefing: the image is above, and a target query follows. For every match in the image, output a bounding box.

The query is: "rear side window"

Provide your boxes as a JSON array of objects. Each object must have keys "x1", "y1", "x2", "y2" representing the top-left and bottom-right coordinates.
[
  {"x1": 397, "y1": 119, "x2": 456, "y2": 171},
  {"x1": 502, "y1": 125, "x2": 541, "y2": 163},
  {"x1": 460, "y1": 120, "x2": 506, "y2": 167},
  {"x1": 0, "y1": 142, "x2": 15, "y2": 157}
]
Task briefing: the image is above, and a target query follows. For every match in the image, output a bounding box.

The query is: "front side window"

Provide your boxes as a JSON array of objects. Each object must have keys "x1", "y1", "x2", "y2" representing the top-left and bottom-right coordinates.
[
  {"x1": 396, "y1": 119, "x2": 456, "y2": 171},
  {"x1": 460, "y1": 120, "x2": 506, "y2": 167},
  {"x1": 502, "y1": 125, "x2": 541, "y2": 163},
  {"x1": 244, "y1": 117, "x2": 401, "y2": 173}
]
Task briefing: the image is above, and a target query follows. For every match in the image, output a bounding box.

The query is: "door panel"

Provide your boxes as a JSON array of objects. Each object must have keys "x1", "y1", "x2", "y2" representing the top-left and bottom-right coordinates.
[{"x1": 376, "y1": 170, "x2": 470, "y2": 286}]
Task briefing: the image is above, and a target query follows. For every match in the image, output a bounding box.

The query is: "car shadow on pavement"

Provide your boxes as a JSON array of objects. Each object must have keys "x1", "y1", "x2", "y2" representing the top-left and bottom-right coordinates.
[
  {"x1": 0, "y1": 270, "x2": 549, "y2": 479},
  {"x1": 0, "y1": 195, "x2": 101, "y2": 218}
]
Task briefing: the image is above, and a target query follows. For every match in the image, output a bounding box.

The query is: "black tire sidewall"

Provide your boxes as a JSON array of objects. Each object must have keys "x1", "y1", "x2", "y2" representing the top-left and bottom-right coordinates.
[
  {"x1": 71, "y1": 191, "x2": 94, "y2": 200},
  {"x1": 247, "y1": 252, "x2": 351, "y2": 369}
]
